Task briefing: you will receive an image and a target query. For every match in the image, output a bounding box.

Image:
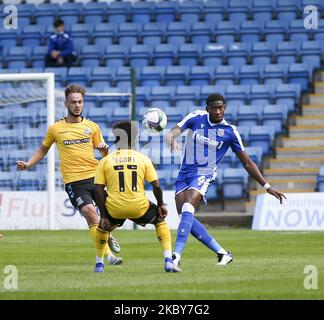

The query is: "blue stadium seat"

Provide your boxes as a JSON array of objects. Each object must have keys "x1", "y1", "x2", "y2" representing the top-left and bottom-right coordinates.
[
  {"x1": 14, "y1": 4, "x2": 35, "y2": 28},
  {"x1": 178, "y1": 1, "x2": 202, "y2": 23},
  {"x1": 131, "y1": 2, "x2": 153, "y2": 24},
  {"x1": 0, "y1": 172, "x2": 14, "y2": 191},
  {"x1": 33, "y1": 3, "x2": 59, "y2": 25},
  {"x1": 227, "y1": 0, "x2": 250, "y2": 23},
  {"x1": 165, "y1": 66, "x2": 189, "y2": 86},
  {"x1": 58, "y1": 2, "x2": 83, "y2": 25},
  {"x1": 203, "y1": 0, "x2": 226, "y2": 24},
  {"x1": 70, "y1": 24, "x2": 93, "y2": 52},
  {"x1": 166, "y1": 22, "x2": 190, "y2": 46},
  {"x1": 139, "y1": 66, "x2": 165, "y2": 87},
  {"x1": 224, "y1": 104, "x2": 239, "y2": 124},
  {"x1": 6, "y1": 47, "x2": 31, "y2": 69},
  {"x1": 174, "y1": 86, "x2": 200, "y2": 108},
  {"x1": 261, "y1": 104, "x2": 288, "y2": 134},
  {"x1": 236, "y1": 105, "x2": 261, "y2": 127},
  {"x1": 80, "y1": 45, "x2": 102, "y2": 67},
  {"x1": 83, "y1": 2, "x2": 107, "y2": 24},
  {"x1": 93, "y1": 23, "x2": 115, "y2": 48},
  {"x1": 154, "y1": 1, "x2": 178, "y2": 23},
  {"x1": 21, "y1": 25, "x2": 45, "y2": 47},
  {"x1": 263, "y1": 20, "x2": 287, "y2": 44},
  {"x1": 90, "y1": 67, "x2": 114, "y2": 88},
  {"x1": 239, "y1": 20, "x2": 263, "y2": 44},
  {"x1": 67, "y1": 67, "x2": 91, "y2": 86},
  {"x1": 135, "y1": 87, "x2": 151, "y2": 109},
  {"x1": 287, "y1": 64, "x2": 310, "y2": 92},
  {"x1": 313, "y1": 19, "x2": 324, "y2": 42},
  {"x1": 31, "y1": 46, "x2": 48, "y2": 68},
  {"x1": 239, "y1": 65, "x2": 263, "y2": 85},
  {"x1": 275, "y1": 41, "x2": 300, "y2": 64},
  {"x1": 87, "y1": 107, "x2": 110, "y2": 124},
  {"x1": 289, "y1": 19, "x2": 311, "y2": 43},
  {"x1": 250, "y1": 84, "x2": 275, "y2": 105},
  {"x1": 189, "y1": 22, "x2": 214, "y2": 45},
  {"x1": 274, "y1": 83, "x2": 301, "y2": 112},
  {"x1": 222, "y1": 168, "x2": 248, "y2": 199},
  {"x1": 226, "y1": 85, "x2": 250, "y2": 105},
  {"x1": 150, "y1": 86, "x2": 175, "y2": 108},
  {"x1": 251, "y1": 42, "x2": 274, "y2": 67},
  {"x1": 107, "y1": 1, "x2": 130, "y2": 24},
  {"x1": 44, "y1": 67, "x2": 67, "y2": 87},
  {"x1": 227, "y1": 42, "x2": 251, "y2": 67},
  {"x1": 0, "y1": 28, "x2": 19, "y2": 48},
  {"x1": 251, "y1": 0, "x2": 274, "y2": 23},
  {"x1": 156, "y1": 170, "x2": 171, "y2": 189},
  {"x1": 99, "y1": 87, "x2": 126, "y2": 109},
  {"x1": 129, "y1": 45, "x2": 152, "y2": 68},
  {"x1": 162, "y1": 106, "x2": 184, "y2": 122},
  {"x1": 201, "y1": 44, "x2": 225, "y2": 67},
  {"x1": 117, "y1": 23, "x2": 141, "y2": 46},
  {"x1": 13, "y1": 107, "x2": 37, "y2": 127},
  {"x1": 218, "y1": 151, "x2": 234, "y2": 169},
  {"x1": 152, "y1": 44, "x2": 177, "y2": 67},
  {"x1": 141, "y1": 23, "x2": 166, "y2": 46},
  {"x1": 213, "y1": 66, "x2": 237, "y2": 85},
  {"x1": 215, "y1": 21, "x2": 237, "y2": 44},
  {"x1": 18, "y1": 171, "x2": 42, "y2": 191},
  {"x1": 276, "y1": 0, "x2": 299, "y2": 28},
  {"x1": 263, "y1": 64, "x2": 288, "y2": 85},
  {"x1": 23, "y1": 127, "x2": 44, "y2": 145},
  {"x1": 248, "y1": 125, "x2": 275, "y2": 155},
  {"x1": 236, "y1": 125, "x2": 250, "y2": 144},
  {"x1": 243, "y1": 146, "x2": 263, "y2": 167},
  {"x1": 0, "y1": 129, "x2": 20, "y2": 146},
  {"x1": 300, "y1": 41, "x2": 321, "y2": 67},
  {"x1": 188, "y1": 66, "x2": 214, "y2": 86},
  {"x1": 103, "y1": 45, "x2": 128, "y2": 68},
  {"x1": 115, "y1": 67, "x2": 132, "y2": 89},
  {"x1": 111, "y1": 107, "x2": 130, "y2": 123},
  {"x1": 316, "y1": 167, "x2": 324, "y2": 192}
]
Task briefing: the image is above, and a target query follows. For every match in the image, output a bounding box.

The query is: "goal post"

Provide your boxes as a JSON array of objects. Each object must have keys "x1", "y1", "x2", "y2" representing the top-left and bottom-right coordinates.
[{"x1": 0, "y1": 72, "x2": 56, "y2": 229}]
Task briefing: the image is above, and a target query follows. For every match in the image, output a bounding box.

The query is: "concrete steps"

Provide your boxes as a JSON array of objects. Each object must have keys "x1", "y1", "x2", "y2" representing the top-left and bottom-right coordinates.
[
  {"x1": 302, "y1": 105, "x2": 324, "y2": 116},
  {"x1": 270, "y1": 158, "x2": 324, "y2": 169},
  {"x1": 282, "y1": 137, "x2": 324, "y2": 147},
  {"x1": 276, "y1": 147, "x2": 324, "y2": 158},
  {"x1": 295, "y1": 116, "x2": 324, "y2": 126},
  {"x1": 315, "y1": 82, "x2": 324, "y2": 94},
  {"x1": 256, "y1": 178, "x2": 316, "y2": 191},
  {"x1": 263, "y1": 168, "x2": 319, "y2": 180},
  {"x1": 309, "y1": 93, "x2": 324, "y2": 105},
  {"x1": 289, "y1": 125, "x2": 324, "y2": 137}
]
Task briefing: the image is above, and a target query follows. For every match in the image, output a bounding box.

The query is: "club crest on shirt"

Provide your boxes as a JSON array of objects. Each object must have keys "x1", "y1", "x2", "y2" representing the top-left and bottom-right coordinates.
[
  {"x1": 84, "y1": 127, "x2": 91, "y2": 135},
  {"x1": 217, "y1": 129, "x2": 224, "y2": 137}
]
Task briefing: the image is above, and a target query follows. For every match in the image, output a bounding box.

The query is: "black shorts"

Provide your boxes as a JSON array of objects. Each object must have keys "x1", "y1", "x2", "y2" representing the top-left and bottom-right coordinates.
[
  {"x1": 107, "y1": 202, "x2": 162, "y2": 228},
  {"x1": 65, "y1": 177, "x2": 96, "y2": 211}
]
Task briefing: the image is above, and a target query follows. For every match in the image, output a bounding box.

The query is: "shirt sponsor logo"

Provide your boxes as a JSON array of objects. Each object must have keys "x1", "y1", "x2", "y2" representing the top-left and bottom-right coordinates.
[
  {"x1": 76, "y1": 197, "x2": 84, "y2": 206},
  {"x1": 63, "y1": 138, "x2": 90, "y2": 145},
  {"x1": 84, "y1": 127, "x2": 91, "y2": 135}
]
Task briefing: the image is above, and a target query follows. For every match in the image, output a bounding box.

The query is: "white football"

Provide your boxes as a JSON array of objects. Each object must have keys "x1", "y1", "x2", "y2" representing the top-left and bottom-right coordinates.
[{"x1": 142, "y1": 108, "x2": 168, "y2": 133}]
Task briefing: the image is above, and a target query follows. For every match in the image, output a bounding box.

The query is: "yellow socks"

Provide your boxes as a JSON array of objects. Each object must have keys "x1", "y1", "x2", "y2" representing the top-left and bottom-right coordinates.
[
  {"x1": 89, "y1": 224, "x2": 111, "y2": 257},
  {"x1": 155, "y1": 221, "x2": 172, "y2": 259}
]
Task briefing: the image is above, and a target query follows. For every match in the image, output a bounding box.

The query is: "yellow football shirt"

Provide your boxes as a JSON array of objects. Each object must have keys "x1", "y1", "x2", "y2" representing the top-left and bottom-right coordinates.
[
  {"x1": 42, "y1": 117, "x2": 105, "y2": 184},
  {"x1": 94, "y1": 149, "x2": 158, "y2": 219}
]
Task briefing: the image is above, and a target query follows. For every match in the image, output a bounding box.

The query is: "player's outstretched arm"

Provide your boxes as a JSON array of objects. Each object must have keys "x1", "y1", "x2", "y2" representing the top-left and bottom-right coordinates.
[
  {"x1": 16, "y1": 145, "x2": 50, "y2": 171},
  {"x1": 165, "y1": 126, "x2": 183, "y2": 152},
  {"x1": 151, "y1": 180, "x2": 168, "y2": 219},
  {"x1": 235, "y1": 150, "x2": 286, "y2": 204}
]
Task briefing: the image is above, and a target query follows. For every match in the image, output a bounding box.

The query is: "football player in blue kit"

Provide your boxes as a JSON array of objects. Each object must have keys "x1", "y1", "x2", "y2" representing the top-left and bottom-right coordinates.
[{"x1": 166, "y1": 93, "x2": 286, "y2": 268}]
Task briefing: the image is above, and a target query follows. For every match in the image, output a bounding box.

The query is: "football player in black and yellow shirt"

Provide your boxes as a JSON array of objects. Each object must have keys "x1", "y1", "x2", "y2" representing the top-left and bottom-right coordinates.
[
  {"x1": 17, "y1": 84, "x2": 122, "y2": 265},
  {"x1": 93, "y1": 121, "x2": 181, "y2": 273}
]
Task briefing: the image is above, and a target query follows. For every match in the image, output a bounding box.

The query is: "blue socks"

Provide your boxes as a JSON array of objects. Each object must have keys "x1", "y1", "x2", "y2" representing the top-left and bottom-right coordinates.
[
  {"x1": 174, "y1": 203, "x2": 195, "y2": 256},
  {"x1": 190, "y1": 218, "x2": 222, "y2": 254}
]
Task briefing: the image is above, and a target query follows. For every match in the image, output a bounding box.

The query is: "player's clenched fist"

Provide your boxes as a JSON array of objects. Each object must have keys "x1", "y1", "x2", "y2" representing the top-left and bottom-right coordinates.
[{"x1": 16, "y1": 160, "x2": 30, "y2": 171}]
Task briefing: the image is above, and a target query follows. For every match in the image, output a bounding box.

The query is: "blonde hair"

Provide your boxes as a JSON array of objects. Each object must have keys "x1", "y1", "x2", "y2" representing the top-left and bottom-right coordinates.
[{"x1": 65, "y1": 84, "x2": 86, "y2": 99}]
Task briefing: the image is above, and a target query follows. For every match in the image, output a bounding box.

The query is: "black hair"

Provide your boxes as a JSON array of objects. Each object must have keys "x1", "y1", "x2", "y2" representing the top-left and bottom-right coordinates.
[
  {"x1": 53, "y1": 19, "x2": 64, "y2": 28},
  {"x1": 206, "y1": 93, "x2": 226, "y2": 106},
  {"x1": 112, "y1": 121, "x2": 138, "y2": 148}
]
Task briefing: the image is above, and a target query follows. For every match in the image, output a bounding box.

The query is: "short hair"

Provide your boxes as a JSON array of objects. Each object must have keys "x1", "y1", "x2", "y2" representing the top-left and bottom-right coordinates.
[
  {"x1": 112, "y1": 121, "x2": 138, "y2": 148},
  {"x1": 65, "y1": 84, "x2": 86, "y2": 100},
  {"x1": 206, "y1": 93, "x2": 226, "y2": 106},
  {"x1": 53, "y1": 19, "x2": 64, "y2": 28}
]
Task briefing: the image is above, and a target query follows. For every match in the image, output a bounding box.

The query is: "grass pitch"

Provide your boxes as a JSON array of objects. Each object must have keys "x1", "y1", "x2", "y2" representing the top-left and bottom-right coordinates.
[{"x1": 0, "y1": 229, "x2": 323, "y2": 300}]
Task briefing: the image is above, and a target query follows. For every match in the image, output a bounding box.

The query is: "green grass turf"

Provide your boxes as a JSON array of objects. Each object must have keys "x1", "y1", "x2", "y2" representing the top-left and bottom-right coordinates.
[{"x1": 0, "y1": 229, "x2": 323, "y2": 300}]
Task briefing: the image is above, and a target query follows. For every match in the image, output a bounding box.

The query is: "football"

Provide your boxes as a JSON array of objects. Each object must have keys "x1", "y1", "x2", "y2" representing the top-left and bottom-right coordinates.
[{"x1": 142, "y1": 108, "x2": 168, "y2": 133}]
